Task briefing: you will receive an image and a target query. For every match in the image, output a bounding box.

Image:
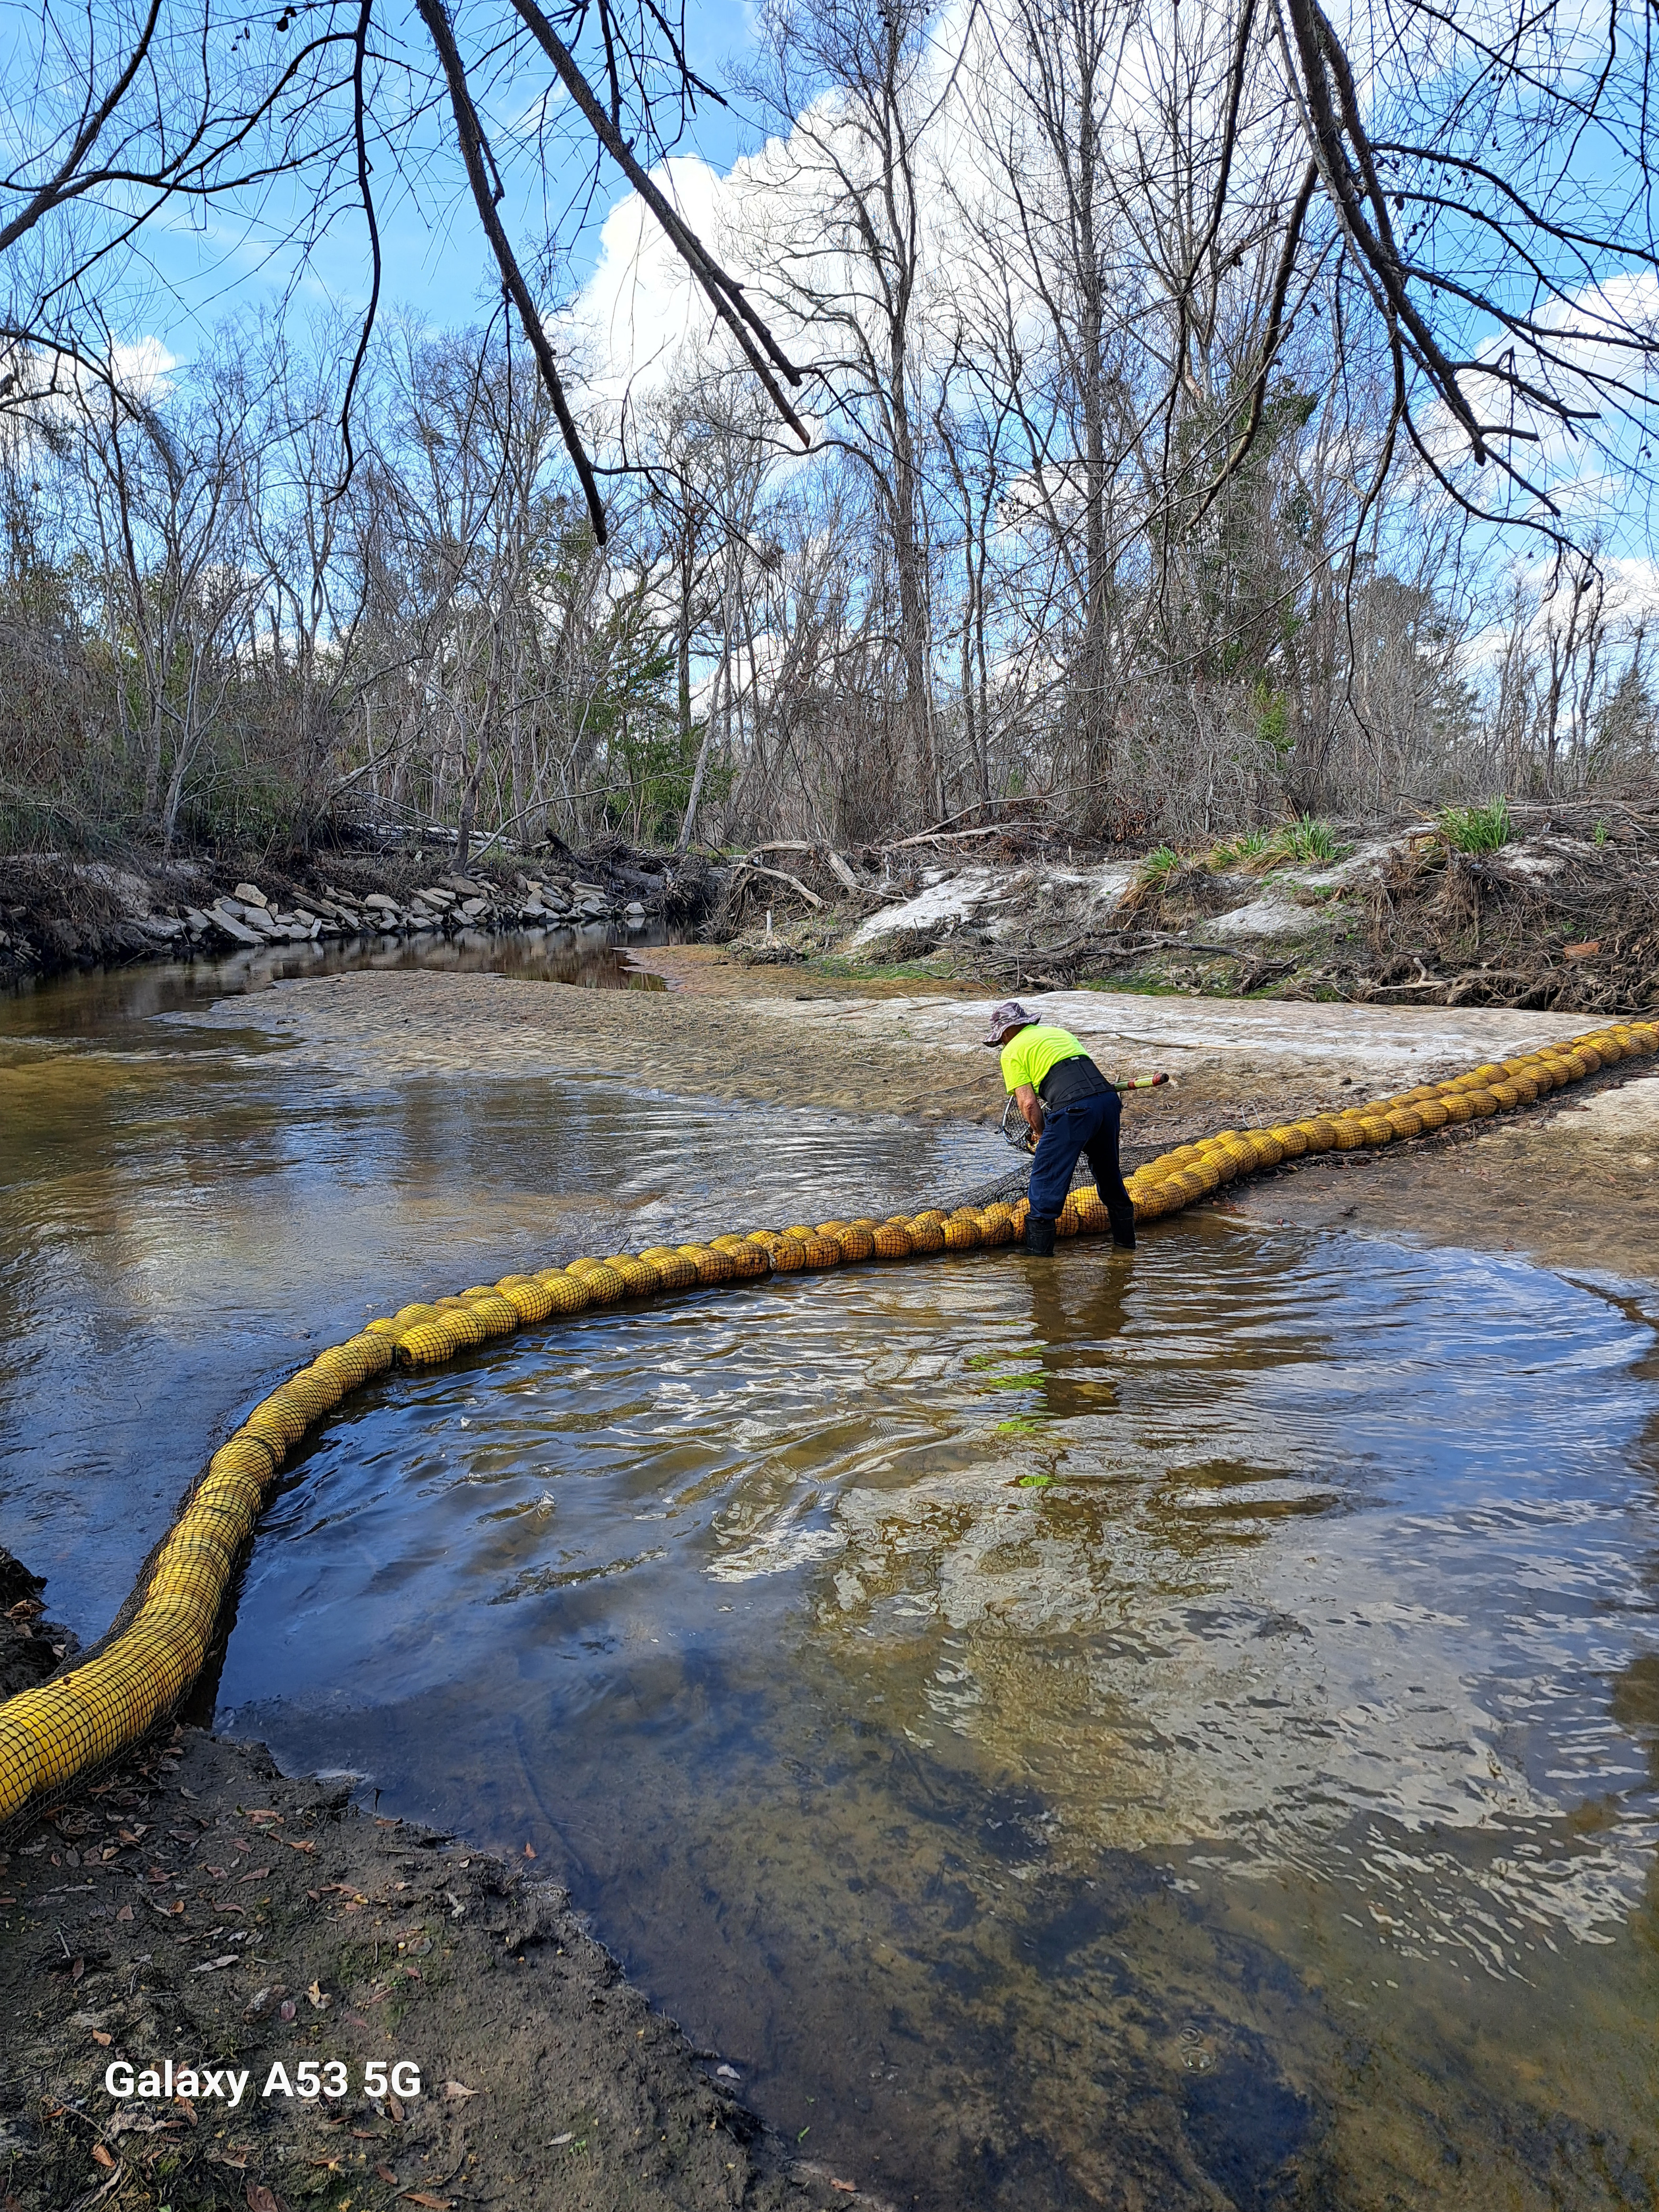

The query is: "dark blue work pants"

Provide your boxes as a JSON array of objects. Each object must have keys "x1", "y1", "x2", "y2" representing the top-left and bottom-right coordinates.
[{"x1": 1027, "y1": 1090, "x2": 1136, "y2": 1247}]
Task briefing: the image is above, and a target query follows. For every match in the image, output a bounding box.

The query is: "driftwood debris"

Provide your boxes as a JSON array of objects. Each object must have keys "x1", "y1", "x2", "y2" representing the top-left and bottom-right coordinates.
[{"x1": 735, "y1": 861, "x2": 824, "y2": 911}]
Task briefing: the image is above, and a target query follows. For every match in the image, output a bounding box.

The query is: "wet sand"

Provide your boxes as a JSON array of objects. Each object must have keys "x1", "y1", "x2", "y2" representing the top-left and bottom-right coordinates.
[{"x1": 212, "y1": 955, "x2": 1659, "y2": 1285}]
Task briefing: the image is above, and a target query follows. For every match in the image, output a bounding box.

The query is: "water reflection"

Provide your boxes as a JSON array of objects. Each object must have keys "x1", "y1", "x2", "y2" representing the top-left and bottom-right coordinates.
[
  {"x1": 0, "y1": 921, "x2": 669, "y2": 1049},
  {"x1": 0, "y1": 1013, "x2": 994, "y2": 1626},
  {"x1": 208, "y1": 1227, "x2": 1659, "y2": 2209}
]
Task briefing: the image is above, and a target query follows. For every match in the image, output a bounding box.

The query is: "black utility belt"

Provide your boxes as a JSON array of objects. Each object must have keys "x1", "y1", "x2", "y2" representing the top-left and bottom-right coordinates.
[{"x1": 1038, "y1": 1057, "x2": 1111, "y2": 1108}]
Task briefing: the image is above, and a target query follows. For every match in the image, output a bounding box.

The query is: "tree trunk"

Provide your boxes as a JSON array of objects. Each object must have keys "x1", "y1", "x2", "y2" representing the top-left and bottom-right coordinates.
[
  {"x1": 677, "y1": 716, "x2": 718, "y2": 852},
  {"x1": 888, "y1": 373, "x2": 939, "y2": 824},
  {"x1": 682, "y1": 561, "x2": 734, "y2": 851}
]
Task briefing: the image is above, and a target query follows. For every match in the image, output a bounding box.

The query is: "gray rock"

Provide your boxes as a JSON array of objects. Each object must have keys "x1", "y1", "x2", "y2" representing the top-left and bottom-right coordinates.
[
  {"x1": 233, "y1": 882, "x2": 270, "y2": 909},
  {"x1": 210, "y1": 903, "x2": 262, "y2": 947},
  {"x1": 76, "y1": 862, "x2": 160, "y2": 918}
]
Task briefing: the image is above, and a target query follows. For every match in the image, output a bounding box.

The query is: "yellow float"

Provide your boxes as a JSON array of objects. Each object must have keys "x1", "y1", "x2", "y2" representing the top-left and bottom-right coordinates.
[{"x1": 0, "y1": 1018, "x2": 1653, "y2": 1830}]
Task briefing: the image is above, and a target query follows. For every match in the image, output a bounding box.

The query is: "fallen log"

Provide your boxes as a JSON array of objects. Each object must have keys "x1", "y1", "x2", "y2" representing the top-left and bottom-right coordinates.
[{"x1": 736, "y1": 862, "x2": 824, "y2": 911}]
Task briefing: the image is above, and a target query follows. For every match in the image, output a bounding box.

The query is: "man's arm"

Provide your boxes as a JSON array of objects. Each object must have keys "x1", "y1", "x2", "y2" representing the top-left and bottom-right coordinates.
[{"x1": 1015, "y1": 1083, "x2": 1043, "y2": 1139}]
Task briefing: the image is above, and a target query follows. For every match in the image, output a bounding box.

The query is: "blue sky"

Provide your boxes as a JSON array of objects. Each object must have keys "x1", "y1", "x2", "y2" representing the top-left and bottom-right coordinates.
[
  {"x1": 122, "y1": 0, "x2": 762, "y2": 364},
  {"x1": 28, "y1": 0, "x2": 1654, "y2": 592}
]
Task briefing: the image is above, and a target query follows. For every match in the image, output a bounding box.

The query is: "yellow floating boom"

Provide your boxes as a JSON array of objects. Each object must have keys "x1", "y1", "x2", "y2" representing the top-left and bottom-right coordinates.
[{"x1": 1, "y1": 1018, "x2": 1653, "y2": 1830}]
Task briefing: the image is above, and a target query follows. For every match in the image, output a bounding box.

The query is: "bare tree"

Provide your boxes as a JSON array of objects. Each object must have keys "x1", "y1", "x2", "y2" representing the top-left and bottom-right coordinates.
[
  {"x1": 1191, "y1": 0, "x2": 1659, "y2": 548},
  {"x1": 6, "y1": 0, "x2": 1659, "y2": 863},
  {"x1": 73, "y1": 356, "x2": 261, "y2": 852},
  {"x1": 739, "y1": 0, "x2": 955, "y2": 827},
  {"x1": 2, "y1": 0, "x2": 807, "y2": 537}
]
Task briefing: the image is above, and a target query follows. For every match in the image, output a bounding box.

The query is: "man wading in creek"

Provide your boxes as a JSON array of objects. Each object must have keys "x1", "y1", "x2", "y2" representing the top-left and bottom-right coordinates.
[{"x1": 986, "y1": 1000, "x2": 1137, "y2": 1258}]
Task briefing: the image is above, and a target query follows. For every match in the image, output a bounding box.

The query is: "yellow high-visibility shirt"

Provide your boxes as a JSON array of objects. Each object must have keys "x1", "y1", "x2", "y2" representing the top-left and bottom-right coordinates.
[{"x1": 998, "y1": 1023, "x2": 1088, "y2": 1096}]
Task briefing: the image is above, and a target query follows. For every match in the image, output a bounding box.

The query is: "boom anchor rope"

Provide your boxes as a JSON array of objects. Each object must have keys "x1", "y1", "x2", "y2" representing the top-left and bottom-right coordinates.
[{"x1": 1, "y1": 1020, "x2": 1653, "y2": 1831}]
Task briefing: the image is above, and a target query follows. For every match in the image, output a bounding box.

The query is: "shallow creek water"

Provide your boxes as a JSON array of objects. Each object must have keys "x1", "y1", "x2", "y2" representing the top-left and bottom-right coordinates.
[{"x1": 3, "y1": 950, "x2": 1658, "y2": 2209}]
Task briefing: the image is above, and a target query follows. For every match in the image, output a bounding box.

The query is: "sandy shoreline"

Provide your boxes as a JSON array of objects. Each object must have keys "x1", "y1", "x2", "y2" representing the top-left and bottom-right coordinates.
[{"x1": 212, "y1": 950, "x2": 1659, "y2": 1285}]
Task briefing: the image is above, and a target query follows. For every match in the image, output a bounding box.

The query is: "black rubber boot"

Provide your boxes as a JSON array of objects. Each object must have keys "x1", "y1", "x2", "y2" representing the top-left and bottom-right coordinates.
[{"x1": 1024, "y1": 1213, "x2": 1057, "y2": 1257}]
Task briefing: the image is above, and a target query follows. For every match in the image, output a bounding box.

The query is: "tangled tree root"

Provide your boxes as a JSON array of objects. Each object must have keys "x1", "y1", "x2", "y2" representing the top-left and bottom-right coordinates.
[{"x1": 1355, "y1": 827, "x2": 1659, "y2": 1013}]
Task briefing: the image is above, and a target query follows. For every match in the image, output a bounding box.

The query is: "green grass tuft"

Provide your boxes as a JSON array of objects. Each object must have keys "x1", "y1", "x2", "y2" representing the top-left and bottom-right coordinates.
[
  {"x1": 1206, "y1": 819, "x2": 1347, "y2": 871},
  {"x1": 1206, "y1": 828, "x2": 1274, "y2": 869},
  {"x1": 1138, "y1": 843, "x2": 1183, "y2": 885},
  {"x1": 1272, "y1": 813, "x2": 1347, "y2": 864},
  {"x1": 1437, "y1": 797, "x2": 1512, "y2": 852}
]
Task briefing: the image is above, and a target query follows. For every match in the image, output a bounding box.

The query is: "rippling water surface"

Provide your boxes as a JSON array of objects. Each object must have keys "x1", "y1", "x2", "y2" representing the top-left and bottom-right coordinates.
[{"x1": 3, "y1": 952, "x2": 1658, "y2": 2209}]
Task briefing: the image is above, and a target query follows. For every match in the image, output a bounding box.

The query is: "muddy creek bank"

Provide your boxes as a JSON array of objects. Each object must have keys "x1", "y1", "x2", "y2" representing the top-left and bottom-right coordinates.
[{"x1": 0, "y1": 1723, "x2": 874, "y2": 2212}]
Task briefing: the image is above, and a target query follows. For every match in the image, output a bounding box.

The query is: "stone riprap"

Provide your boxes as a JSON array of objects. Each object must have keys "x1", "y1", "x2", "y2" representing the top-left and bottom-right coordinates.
[
  {"x1": 189, "y1": 869, "x2": 642, "y2": 953},
  {"x1": 0, "y1": 855, "x2": 661, "y2": 979}
]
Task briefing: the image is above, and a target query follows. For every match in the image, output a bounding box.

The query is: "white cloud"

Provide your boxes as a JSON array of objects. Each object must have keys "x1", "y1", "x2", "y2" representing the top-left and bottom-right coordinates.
[
  {"x1": 1416, "y1": 269, "x2": 1659, "y2": 546},
  {"x1": 1461, "y1": 549, "x2": 1659, "y2": 678},
  {"x1": 567, "y1": 155, "x2": 745, "y2": 413},
  {"x1": 109, "y1": 335, "x2": 178, "y2": 402}
]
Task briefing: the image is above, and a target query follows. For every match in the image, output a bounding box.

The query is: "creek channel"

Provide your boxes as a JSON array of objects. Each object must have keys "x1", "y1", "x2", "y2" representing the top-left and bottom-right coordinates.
[{"x1": 2, "y1": 937, "x2": 1658, "y2": 2209}]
